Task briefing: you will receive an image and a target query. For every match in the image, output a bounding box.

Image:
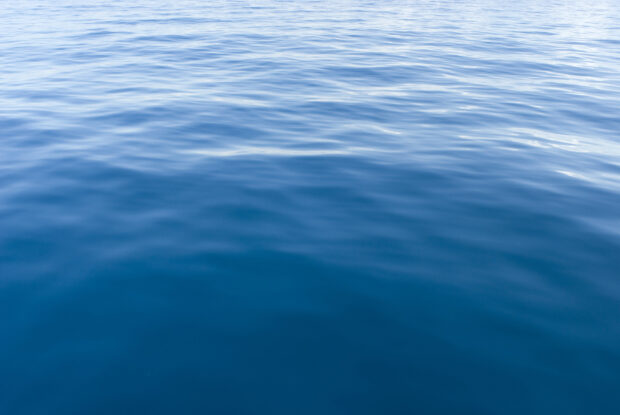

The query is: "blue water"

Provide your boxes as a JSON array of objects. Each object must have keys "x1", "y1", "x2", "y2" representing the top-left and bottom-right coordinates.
[{"x1": 2, "y1": 0, "x2": 620, "y2": 413}]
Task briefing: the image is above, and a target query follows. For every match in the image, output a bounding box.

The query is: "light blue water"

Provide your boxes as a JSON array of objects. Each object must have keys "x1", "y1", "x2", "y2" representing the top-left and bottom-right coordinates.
[{"x1": 1, "y1": 0, "x2": 620, "y2": 413}]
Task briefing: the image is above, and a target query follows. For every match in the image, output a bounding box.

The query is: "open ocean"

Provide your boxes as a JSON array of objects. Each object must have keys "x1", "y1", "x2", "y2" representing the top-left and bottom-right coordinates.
[{"x1": 1, "y1": 0, "x2": 620, "y2": 413}]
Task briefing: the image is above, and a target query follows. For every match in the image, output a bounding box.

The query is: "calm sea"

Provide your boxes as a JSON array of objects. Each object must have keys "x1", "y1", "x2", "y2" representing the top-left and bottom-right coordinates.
[{"x1": 1, "y1": 0, "x2": 620, "y2": 413}]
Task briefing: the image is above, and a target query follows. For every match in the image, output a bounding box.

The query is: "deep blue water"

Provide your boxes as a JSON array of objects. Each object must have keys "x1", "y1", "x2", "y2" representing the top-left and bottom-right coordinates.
[{"x1": 2, "y1": 0, "x2": 620, "y2": 413}]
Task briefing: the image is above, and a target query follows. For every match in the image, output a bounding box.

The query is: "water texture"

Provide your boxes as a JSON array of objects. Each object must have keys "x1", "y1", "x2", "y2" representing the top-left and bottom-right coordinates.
[{"x1": 1, "y1": 0, "x2": 620, "y2": 413}]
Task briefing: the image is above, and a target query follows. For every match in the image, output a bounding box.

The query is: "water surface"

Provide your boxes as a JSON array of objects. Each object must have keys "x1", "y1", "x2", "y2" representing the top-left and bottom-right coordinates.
[{"x1": 1, "y1": 0, "x2": 620, "y2": 413}]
